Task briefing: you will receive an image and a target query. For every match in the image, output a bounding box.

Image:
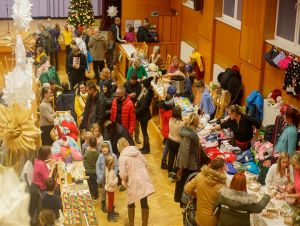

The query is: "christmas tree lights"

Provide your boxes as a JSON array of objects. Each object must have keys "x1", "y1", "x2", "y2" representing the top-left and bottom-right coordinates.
[{"x1": 67, "y1": 0, "x2": 95, "y2": 28}]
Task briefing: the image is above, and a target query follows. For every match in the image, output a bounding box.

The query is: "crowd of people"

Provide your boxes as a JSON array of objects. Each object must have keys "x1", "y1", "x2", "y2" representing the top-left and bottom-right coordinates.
[{"x1": 21, "y1": 16, "x2": 300, "y2": 226}]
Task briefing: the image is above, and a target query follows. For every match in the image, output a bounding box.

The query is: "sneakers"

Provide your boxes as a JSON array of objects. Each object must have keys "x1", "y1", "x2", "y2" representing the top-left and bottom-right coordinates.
[
  {"x1": 112, "y1": 210, "x2": 119, "y2": 217},
  {"x1": 168, "y1": 172, "x2": 178, "y2": 181},
  {"x1": 107, "y1": 212, "x2": 118, "y2": 222},
  {"x1": 161, "y1": 160, "x2": 168, "y2": 170}
]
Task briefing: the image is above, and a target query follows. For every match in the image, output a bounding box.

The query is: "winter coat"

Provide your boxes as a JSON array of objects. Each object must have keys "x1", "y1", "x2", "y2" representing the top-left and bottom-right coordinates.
[
  {"x1": 214, "y1": 187, "x2": 270, "y2": 226},
  {"x1": 159, "y1": 101, "x2": 173, "y2": 139},
  {"x1": 88, "y1": 32, "x2": 106, "y2": 61},
  {"x1": 124, "y1": 81, "x2": 142, "y2": 103},
  {"x1": 105, "y1": 168, "x2": 118, "y2": 192},
  {"x1": 75, "y1": 37, "x2": 87, "y2": 55},
  {"x1": 176, "y1": 126, "x2": 200, "y2": 171},
  {"x1": 184, "y1": 165, "x2": 227, "y2": 226},
  {"x1": 32, "y1": 159, "x2": 50, "y2": 191},
  {"x1": 275, "y1": 124, "x2": 298, "y2": 156},
  {"x1": 81, "y1": 92, "x2": 107, "y2": 131},
  {"x1": 119, "y1": 146, "x2": 155, "y2": 204},
  {"x1": 40, "y1": 100, "x2": 54, "y2": 127},
  {"x1": 67, "y1": 53, "x2": 87, "y2": 80},
  {"x1": 246, "y1": 90, "x2": 264, "y2": 123},
  {"x1": 110, "y1": 24, "x2": 124, "y2": 43},
  {"x1": 137, "y1": 26, "x2": 155, "y2": 42},
  {"x1": 96, "y1": 144, "x2": 118, "y2": 185},
  {"x1": 56, "y1": 91, "x2": 76, "y2": 122},
  {"x1": 110, "y1": 97, "x2": 136, "y2": 135},
  {"x1": 49, "y1": 28, "x2": 60, "y2": 53},
  {"x1": 136, "y1": 88, "x2": 154, "y2": 122},
  {"x1": 74, "y1": 92, "x2": 88, "y2": 124}
]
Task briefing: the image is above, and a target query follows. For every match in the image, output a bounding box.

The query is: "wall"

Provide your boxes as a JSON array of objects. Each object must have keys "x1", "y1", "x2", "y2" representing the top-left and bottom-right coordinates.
[{"x1": 121, "y1": 0, "x2": 172, "y2": 35}]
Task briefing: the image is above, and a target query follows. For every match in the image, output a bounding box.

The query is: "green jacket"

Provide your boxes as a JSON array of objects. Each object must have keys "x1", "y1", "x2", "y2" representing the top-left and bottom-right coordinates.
[
  {"x1": 83, "y1": 148, "x2": 100, "y2": 174},
  {"x1": 126, "y1": 65, "x2": 147, "y2": 80},
  {"x1": 213, "y1": 187, "x2": 270, "y2": 226}
]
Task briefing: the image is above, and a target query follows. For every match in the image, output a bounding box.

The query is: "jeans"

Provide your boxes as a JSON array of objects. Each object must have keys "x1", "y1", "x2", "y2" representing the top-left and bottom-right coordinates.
[
  {"x1": 140, "y1": 119, "x2": 149, "y2": 140},
  {"x1": 162, "y1": 139, "x2": 169, "y2": 161},
  {"x1": 107, "y1": 191, "x2": 115, "y2": 211},
  {"x1": 86, "y1": 173, "x2": 98, "y2": 198},
  {"x1": 128, "y1": 196, "x2": 148, "y2": 209},
  {"x1": 168, "y1": 139, "x2": 180, "y2": 173},
  {"x1": 93, "y1": 60, "x2": 105, "y2": 82}
]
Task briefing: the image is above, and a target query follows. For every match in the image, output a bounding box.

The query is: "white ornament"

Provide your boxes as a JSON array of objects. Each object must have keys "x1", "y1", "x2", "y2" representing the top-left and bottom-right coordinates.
[
  {"x1": 3, "y1": 34, "x2": 35, "y2": 108},
  {"x1": 12, "y1": 0, "x2": 33, "y2": 31},
  {"x1": 107, "y1": 6, "x2": 118, "y2": 18}
]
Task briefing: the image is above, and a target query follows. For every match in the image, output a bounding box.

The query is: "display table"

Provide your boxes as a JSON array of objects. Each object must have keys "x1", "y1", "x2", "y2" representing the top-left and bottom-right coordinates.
[
  {"x1": 117, "y1": 43, "x2": 137, "y2": 80},
  {"x1": 57, "y1": 161, "x2": 98, "y2": 226}
]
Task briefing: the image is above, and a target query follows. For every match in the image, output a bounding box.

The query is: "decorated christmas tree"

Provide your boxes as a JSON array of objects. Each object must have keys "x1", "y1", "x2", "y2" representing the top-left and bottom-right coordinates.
[{"x1": 68, "y1": 0, "x2": 95, "y2": 28}]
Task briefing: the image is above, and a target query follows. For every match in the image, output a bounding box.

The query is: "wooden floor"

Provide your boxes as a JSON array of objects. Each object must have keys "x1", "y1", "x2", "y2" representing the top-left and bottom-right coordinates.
[{"x1": 56, "y1": 57, "x2": 183, "y2": 226}]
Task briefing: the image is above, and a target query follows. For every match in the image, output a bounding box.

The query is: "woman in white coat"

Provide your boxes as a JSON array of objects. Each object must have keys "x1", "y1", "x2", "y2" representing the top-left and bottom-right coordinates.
[{"x1": 118, "y1": 138, "x2": 155, "y2": 226}]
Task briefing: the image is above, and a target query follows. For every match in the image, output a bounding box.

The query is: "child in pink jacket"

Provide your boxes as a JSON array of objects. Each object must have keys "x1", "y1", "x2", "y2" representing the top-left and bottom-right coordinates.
[
  {"x1": 124, "y1": 26, "x2": 136, "y2": 42},
  {"x1": 105, "y1": 155, "x2": 119, "y2": 222}
]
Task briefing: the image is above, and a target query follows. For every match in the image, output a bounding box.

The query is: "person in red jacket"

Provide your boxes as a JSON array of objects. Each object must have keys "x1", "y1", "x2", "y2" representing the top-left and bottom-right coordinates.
[
  {"x1": 110, "y1": 86, "x2": 136, "y2": 136},
  {"x1": 159, "y1": 94, "x2": 174, "y2": 169}
]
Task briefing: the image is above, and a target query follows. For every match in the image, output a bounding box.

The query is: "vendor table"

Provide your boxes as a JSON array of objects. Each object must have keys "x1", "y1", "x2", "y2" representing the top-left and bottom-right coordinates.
[{"x1": 57, "y1": 161, "x2": 98, "y2": 226}]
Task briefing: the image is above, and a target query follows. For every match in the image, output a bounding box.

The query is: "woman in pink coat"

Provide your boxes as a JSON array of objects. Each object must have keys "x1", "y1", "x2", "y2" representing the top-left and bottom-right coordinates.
[{"x1": 118, "y1": 138, "x2": 155, "y2": 226}]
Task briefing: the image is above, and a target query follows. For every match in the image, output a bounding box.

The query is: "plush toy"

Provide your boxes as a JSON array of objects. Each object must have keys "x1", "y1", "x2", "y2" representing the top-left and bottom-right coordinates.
[
  {"x1": 267, "y1": 89, "x2": 282, "y2": 104},
  {"x1": 274, "y1": 96, "x2": 284, "y2": 109}
]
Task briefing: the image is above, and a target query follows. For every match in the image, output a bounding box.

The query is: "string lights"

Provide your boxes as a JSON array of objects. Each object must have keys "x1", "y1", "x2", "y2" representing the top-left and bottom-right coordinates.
[{"x1": 67, "y1": 0, "x2": 95, "y2": 27}]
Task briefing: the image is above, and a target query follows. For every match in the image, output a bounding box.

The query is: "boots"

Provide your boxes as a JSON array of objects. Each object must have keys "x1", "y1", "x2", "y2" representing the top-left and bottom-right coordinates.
[
  {"x1": 125, "y1": 207, "x2": 135, "y2": 226},
  {"x1": 101, "y1": 200, "x2": 107, "y2": 213},
  {"x1": 140, "y1": 137, "x2": 150, "y2": 154},
  {"x1": 107, "y1": 211, "x2": 118, "y2": 222},
  {"x1": 142, "y1": 208, "x2": 149, "y2": 226}
]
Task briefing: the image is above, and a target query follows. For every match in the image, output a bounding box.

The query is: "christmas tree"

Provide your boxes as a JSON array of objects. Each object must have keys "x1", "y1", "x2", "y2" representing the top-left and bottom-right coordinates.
[{"x1": 68, "y1": 0, "x2": 95, "y2": 28}]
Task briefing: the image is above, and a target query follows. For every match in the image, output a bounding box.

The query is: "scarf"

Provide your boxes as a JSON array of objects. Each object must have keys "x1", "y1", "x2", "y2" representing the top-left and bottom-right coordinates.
[
  {"x1": 36, "y1": 52, "x2": 46, "y2": 63},
  {"x1": 79, "y1": 92, "x2": 88, "y2": 108}
]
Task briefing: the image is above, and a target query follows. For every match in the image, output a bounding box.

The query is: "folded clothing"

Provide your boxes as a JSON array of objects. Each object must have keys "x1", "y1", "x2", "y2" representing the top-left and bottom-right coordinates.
[
  {"x1": 236, "y1": 149, "x2": 254, "y2": 164},
  {"x1": 205, "y1": 147, "x2": 236, "y2": 163}
]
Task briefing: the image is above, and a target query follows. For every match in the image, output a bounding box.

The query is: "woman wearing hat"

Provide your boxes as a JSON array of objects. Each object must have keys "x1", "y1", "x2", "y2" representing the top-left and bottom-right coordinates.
[{"x1": 136, "y1": 77, "x2": 154, "y2": 154}]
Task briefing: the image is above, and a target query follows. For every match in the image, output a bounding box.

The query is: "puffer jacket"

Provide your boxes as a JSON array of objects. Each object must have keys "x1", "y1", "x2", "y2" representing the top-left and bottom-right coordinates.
[
  {"x1": 110, "y1": 96, "x2": 136, "y2": 135},
  {"x1": 184, "y1": 165, "x2": 227, "y2": 226},
  {"x1": 176, "y1": 125, "x2": 200, "y2": 171},
  {"x1": 159, "y1": 101, "x2": 173, "y2": 139},
  {"x1": 88, "y1": 32, "x2": 106, "y2": 61},
  {"x1": 119, "y1": 145, "x2": 155, "y2": 204},
  {"x1": 214, "y1": 187, "x2": 270, "y2": 226},
  {"x1": 95, "y1": 141, "x2": 119, "y2": 185}
]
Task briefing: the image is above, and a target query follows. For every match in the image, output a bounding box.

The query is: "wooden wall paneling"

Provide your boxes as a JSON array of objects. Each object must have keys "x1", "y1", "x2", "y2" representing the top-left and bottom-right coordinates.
[
  {"x1": 214, "y1": 20, "x2": 241, "y2": 69},
  {"x1": 171, "y1": 16, "x2": 178, "y2": 42},
  {"x1": 170, "y1": 0, "x2": 181, "y2": 12},
  {"x1": 264, "y1": 0, "x2": 278, "y2": 39},
  {"x1": 163, "y1": 16, "x2": 172, "y2": 42},
  {"x1": 181, "y1": 5, "x2": 200, "y2": 48},
  {"x1": 198, "y1": 36, "x2": 213, "y2": 84},
  {"x1": 158, "y1": 16, "x2": 164, "y2": 42},
  {"x1": 262, "y1": 44, "x2": 300, "y2": 109},
  {"x1": 240, "y1": 61, "x2": 262, "y2": 101},
  {"x1": 121, "y1": 0, "x2": 172, "y2": 34},
  {"x1": 198, "y1": 0, "x2": 214, "y2": 42},
  {"x1": 240, "y1": 0, "x2": 266, "y2": 70}
]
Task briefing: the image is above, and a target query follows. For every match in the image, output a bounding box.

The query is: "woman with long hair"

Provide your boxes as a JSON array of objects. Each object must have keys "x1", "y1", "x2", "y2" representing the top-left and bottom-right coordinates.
[
  {"x1": 214, "y1": 172, "x2": 270, "y2": 226},
  {"x1": 74, "y1": 81, "x2": 88, "y2": 125},
  {"x1": 40, "y1": 87, "x2": 56, "y2": 145}
]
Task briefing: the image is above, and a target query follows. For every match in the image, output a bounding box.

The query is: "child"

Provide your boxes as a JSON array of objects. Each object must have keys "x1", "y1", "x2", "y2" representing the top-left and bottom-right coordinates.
[
  {"x1": 196, "y1": 80, "x2": 215, "y2": 119},
  {"x1": 81, "y1": 131, "x2": 93, "y2": 155},
  {"x1": 124, "y1": 26, "x2": 136, "y2": 43},
  {"x1": 84, "y1": 136, "x2": 100, "y2": 199},
  {"x1": 105, "y1": 155, "x2": 119, "y2": 222},
  {"x1": 39, "y1": 209, "x2": 56, "y2": 226},
  {"x1": 96, "y1": 141, "x2": 118, "y2": 213},
  {"x1": 90, "y1": 123, "x2": 103, "y2": 151},
  {"x1": 42, "y1": 178, "x2": 62, "y2": 219}
]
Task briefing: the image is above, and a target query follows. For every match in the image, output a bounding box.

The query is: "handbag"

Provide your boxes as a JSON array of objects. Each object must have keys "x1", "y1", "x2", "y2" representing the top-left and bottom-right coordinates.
[
  {"x1": 273, "y1": 51, "x2": 285, "y2": 67},
  {"x1": 264, "y1": 47, "x2": 279, "y2": 67}
]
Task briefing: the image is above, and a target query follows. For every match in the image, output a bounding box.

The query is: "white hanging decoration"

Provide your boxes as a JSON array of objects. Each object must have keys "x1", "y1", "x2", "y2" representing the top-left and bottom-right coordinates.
[
  {"x1": 0, "y1": 168, "x2": 30, "y2": 226},
  {"x1": 3, "y1": 34, "x2": 35, "y2": 108},
  {"x1": 12, "y1": 0, "x2": 33, "y2": 31},
  {"x1": 107, "y1": 6, "x2": 118, "y2": 18}
]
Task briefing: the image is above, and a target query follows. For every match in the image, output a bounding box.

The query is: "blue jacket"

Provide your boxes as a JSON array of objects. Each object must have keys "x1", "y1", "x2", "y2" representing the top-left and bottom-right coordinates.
[
  {"x1": 199, "y1": 89, "x2": 215, "y2": 116},
  {"x1": 275, "y1": 125, "x2": 298, "y2": 156},
  {"x1": 95, "y1": 141, "x2": 119, "y2": 184},
  {"x1": 246, "y1": 90, "x2": 264, "y2": 122}
]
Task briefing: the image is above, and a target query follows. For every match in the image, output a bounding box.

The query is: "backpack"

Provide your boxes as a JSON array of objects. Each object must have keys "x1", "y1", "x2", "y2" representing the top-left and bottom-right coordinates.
[
  {"x1": 246, "y1": 90, "x2": 264, "y2": 122},
  {"x1": 182, "y1": 172, "x2": 198, "y2": 226}
]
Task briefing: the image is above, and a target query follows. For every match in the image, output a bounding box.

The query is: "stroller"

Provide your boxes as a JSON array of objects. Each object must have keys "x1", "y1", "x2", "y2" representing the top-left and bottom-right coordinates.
[{"x1": 181, "y1": 172, "x2": 199, "y2": 226}]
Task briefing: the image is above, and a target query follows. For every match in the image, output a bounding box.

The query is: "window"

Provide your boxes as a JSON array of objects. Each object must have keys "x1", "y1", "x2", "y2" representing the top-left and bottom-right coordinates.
[
  {"x1": 222, "y1": 0, "x2": 243, "y2": 23},
  {"x1": 275, "y1": 0, "x2": 300, "y2": 46}
]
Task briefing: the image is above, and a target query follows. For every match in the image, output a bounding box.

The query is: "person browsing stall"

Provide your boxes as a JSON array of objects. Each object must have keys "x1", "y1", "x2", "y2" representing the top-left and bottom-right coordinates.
[
  {"x1": 126, "y1": 57, "x2": 148, "y2": 81},
  {"x1": 196, "y1": 80, "x2": 215, "y2": 119},
  {"x1": 210, "y1": 105, "x2": 261, "y2": 150},
  {"x1": 149, "y1": 46, "x2": 167, "y2": 75}
]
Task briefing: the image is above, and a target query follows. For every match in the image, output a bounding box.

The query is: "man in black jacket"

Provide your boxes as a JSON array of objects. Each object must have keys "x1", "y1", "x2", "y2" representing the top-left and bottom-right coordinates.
[
  {"x1": 109, "y1": 17, "x2": 126, "y2": 43},
  {"x1": 137, "y1": 19, "x2": 156, "y2": 42},
  {"x1": 80, "y1": 82, "x2": 107, "y2": 132}
]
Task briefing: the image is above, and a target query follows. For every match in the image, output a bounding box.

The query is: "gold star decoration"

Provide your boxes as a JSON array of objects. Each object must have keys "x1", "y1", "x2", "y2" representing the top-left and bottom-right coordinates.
[{"x1": 0, "y1": 31, "x2": 35, "y2": 53}]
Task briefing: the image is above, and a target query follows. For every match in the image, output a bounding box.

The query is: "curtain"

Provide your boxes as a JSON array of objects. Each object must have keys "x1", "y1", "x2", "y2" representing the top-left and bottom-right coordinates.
[
  {"x1": 101, "y1": 0, "x2": 121, "y2": 30},
  {"x1": 0, "y1": 0, "x2": 102, "y2": 18}
]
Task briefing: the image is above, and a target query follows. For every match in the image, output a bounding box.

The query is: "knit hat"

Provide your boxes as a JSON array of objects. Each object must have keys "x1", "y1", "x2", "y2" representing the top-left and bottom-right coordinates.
[
  {"x1": 167, "y1": 85, "x2": 177, "y2": 95},
  {"x1": 103, "y1": 80, "x2": 112, "y2": 90},
  {"x1": 142, "y1": 77, "x2": 154, "y2": 88}
]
